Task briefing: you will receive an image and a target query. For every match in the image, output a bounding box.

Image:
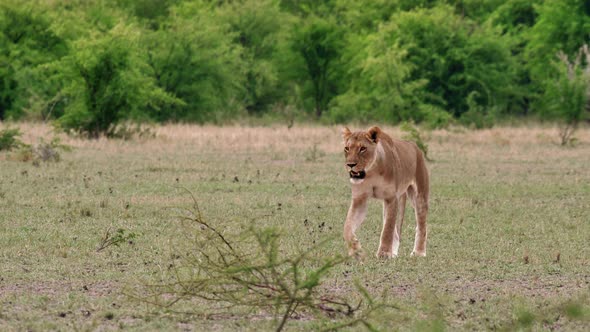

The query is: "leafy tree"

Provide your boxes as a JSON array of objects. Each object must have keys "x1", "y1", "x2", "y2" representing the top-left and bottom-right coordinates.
[
  {"x1": 0, "y1": 1, "x2": 67, "y2": 120},
  {"x1": 54, "y1": 24, "x2": 179, "y2": 137},
  {"x1": 217, "y1": 0, "x2": 292, "y2": 114},
  {"x1": 116, "y1": 0, "x2": 180, "y2": 30},
  {"x1": 0, "y1": 34, "x2": 15, "y2": 120},
  {"x1": 142, "y1": 2, "x2": 244, "y2": 122},
  {"x1": 488, "y1": 0, "x2": 540, "y2": 34},
  {"x1": 447, "y1": 0, "x2": 505, "y2": 21},
  {"x1": 329, "y1": 39, "x2": 437, "y2": 125},
  {"x1": 380, "y1": 5, "x2": 519, "y2": 118},
  {"x1": 487, "y1": 0, "x2": 541, "y2": 115},
  {"x1": 2, "y1": 0, "x2": 589, "y2": 129},
  {"x1": 279, "y1": 0, "x2": 336, "y2": 17},
  {"x1": 540, "y1": 46, "x2": 590, "y2": 145},
  {"x1": 526, "y1": 0, "x2": 590, "y2": 83},
  {"x1": 292, "y1": 17, "x2": 344, "y2": 118},
  {"x1": 332, "y1": 0, "x2": 398, "y2": 31}
]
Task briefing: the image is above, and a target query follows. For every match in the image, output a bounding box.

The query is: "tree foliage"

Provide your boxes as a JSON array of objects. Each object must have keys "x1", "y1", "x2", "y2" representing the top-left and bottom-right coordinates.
[
  {"x1": 54, "y1": 24, "x2": 179, "y2": 137},
  {"x1": 142, "y1": 2, "x2": 243, "y2": 123},
  {"x1": 1, "y1": 0, "x2": 589, "y2": 132},
  {"x1": 526, "y1": 0, "x2": 590, "y2": 82},
  {"x1": 540, "y1": 46, "x2": 590, "y2": 145},
  {"x1": 293, "y1": 16, "x2": 345, "y2": 118},
  {"x1": 0, "y1": 1, "x2": 67, "y2": 120}
]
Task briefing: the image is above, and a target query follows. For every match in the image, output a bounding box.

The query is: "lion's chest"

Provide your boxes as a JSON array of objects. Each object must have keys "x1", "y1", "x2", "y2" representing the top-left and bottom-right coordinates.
[
  {"x1": 351, "y1": 175, "x2": 398, "y2": 200},
  {"x1": 371, "y1": 185, "x2": 395, "y2": 200}
]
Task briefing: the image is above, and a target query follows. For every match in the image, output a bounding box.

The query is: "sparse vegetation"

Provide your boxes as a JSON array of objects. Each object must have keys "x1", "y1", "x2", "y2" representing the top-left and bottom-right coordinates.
[
  {"x1": 96, "y1": 227, "x2": 137, "y2": 252},
  {"x1": 304, "y1": 143, "x2": 326, "y2": 162},
  {"x1": 0, "y1": 127, "x2": 25, "y2": 151},
  {"x1": 2, "y1": 132, "x2": 71, "y2": 163},
  {"x1": 108, "y1": 123, "x2": 157, "y2": 141},
  {"x1": 540, "y1": 45, "x2": 590, "y2": 146},
  {"x1": 32, "y1": 137, "x2": 71, "y2": 163},
  {"x1": 0, "y1": 124, "x2": 588, "y2": 331},
  {"x1": 138, "y1": 195, "x2": 391, "y2": 331}
]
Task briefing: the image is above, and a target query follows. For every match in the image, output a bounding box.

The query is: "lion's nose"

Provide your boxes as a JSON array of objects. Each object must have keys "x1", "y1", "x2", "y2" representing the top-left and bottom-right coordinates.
[{"x1": 347, "y1": 163, "x2": 357, "y2": 168}]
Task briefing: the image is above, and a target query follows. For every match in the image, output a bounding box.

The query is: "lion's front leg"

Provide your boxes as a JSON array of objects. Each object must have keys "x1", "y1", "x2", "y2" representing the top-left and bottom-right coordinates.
[
  {"x1": 343, "y1": 195, "x2": 368, "y2": 258},
  {"x1": 377, "y1": 197, "x2": 399, "y2": 258}
]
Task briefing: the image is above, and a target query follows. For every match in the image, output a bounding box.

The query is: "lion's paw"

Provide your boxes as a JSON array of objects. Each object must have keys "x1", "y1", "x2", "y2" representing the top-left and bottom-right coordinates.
[
  {"x1": 410, "y1": 250, "x2": 426, "y2": 257},
  {"x1": 347, "y1": 241, "x2": 365, "y2": 261},
  {"x1": 376, "y1": 250, "x2": 396, "y2": 259}
]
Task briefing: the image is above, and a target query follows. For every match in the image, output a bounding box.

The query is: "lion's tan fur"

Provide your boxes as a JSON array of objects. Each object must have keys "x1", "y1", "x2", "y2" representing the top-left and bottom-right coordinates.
[{"x1": 342, "y1": 126, "x2": 429, "y2": 258}]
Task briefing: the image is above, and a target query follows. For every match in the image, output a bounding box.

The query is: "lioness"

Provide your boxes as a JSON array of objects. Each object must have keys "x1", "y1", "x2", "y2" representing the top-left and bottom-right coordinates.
[{"x1": 342, "y1": 126, "x2": 429, "y2": 258}]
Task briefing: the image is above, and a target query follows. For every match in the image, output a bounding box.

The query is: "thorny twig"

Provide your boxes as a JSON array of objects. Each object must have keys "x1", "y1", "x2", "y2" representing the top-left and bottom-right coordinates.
[{"x1": 133, "y1": 192, "x2": 392, "y2": 331}]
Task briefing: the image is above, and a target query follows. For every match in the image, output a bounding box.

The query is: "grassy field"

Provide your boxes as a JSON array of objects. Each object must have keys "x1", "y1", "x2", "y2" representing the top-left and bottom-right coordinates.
[{"x1": 1, "y1": 123, "x2": 589, "y2": 331}]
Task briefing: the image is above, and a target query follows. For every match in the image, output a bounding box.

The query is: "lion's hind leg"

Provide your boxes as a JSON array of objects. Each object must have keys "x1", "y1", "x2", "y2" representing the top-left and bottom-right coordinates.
[
  {"x1": 410, "y1": 189, "x2": 428, "y2": 257},
  {"x1": 409, "y1": 159, "x2": 429, "y2": 257},
  {"x1": 392, "y1": 193, "x2": 406, "y2": 256}
]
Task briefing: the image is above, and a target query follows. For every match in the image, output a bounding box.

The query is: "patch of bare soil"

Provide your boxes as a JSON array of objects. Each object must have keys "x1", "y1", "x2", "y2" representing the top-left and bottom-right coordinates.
[
  {"x1": 0, "y1": 280, "x2": 118, "y2": 297},
  {"x1": 445, "y1": 274, "x2": 590, "y2": 301}
]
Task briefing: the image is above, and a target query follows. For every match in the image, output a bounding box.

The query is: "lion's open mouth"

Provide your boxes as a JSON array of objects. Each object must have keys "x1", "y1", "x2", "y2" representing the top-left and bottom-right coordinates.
[{"x1": 349, "y1": 170, "x2": 366, "y2": 180}]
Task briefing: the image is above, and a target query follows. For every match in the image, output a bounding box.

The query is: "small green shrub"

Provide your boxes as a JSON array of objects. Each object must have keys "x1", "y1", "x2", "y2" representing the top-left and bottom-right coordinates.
[
  {"x1": 539, "y1": 46, "x2": 590, "y2": 146},
  {"x1": 0, "y1": 128, "x2": 25, "y2": 151},
  {"x1": 96, "y1": 227, "x2": 137, "y2": 252},
  {"x1": 400, "y1": 122, "x2": 431, "y2": 161}
]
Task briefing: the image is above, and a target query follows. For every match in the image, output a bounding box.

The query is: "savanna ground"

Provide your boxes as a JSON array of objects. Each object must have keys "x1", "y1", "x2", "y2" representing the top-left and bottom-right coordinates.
[{"x1": 0, "y1": 123, "x2": 589, "y2": 331}]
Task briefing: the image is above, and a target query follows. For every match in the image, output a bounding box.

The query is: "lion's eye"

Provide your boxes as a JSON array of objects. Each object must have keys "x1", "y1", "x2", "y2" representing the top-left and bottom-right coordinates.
[
  {"x1": 360, "y1": 147, "x2": 366, "y2": 153},
  {"x1": 344, "y1": 146, "x2": 349, "y2": 152}
]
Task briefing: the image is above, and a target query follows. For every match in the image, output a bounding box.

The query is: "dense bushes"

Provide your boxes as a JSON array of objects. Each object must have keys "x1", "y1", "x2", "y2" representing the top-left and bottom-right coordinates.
[
  {"x1": 1, "y1": 0, "x2": 589, "y2": 134},
  {"x1": 53, "y1": 25, "x2": 179, "y2": 137},
  {"x1": 0, "y1": 1, "x2": 67, "y2": 120}
]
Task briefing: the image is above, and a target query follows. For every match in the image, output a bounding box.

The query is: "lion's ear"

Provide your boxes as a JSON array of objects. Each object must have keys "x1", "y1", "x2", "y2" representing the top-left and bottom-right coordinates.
[
  {"x1": 342, "y1": 127, "x2": 352, "y2": 140},
  {"x1": 366, "y1": 126, "x2": 381, "y2": 143}
]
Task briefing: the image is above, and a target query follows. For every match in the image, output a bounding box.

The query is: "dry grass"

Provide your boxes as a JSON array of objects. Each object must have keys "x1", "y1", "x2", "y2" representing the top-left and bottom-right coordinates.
[{"x1": 7, "y1": 121, "x2": 589, "y2": 152}]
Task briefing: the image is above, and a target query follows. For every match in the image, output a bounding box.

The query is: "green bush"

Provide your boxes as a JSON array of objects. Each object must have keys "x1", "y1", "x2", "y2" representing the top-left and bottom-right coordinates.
[
  {"x1": 0, "y1": 1, "x2": 67, "y2": 120},
  {"x1": 292, "y1": 16, "x2": 345, "y2": 118},
  {"x1": 380, "y1": 5, "x2": 519, "y2": 117},
  {"x1": 0, "y1": 127, "x2": 24, "y2": 151},
  {"x1": 538, "y1": 46, "x2": 590, "y2": 145},
  {"x1": 54, "y1": 24, "x2": 179, "y2": 137},
  {"x1": 329, "y1": 40, "x2": 430, "y2": 124},
  {"x1": 2, "y1": 0, "x2": 590, "y2": 126},
  {"x1": 330, "y1": 4, "x2": 518, "y2": 126},
  {"x1": 141, "y1": 2, "x2": 244, "y2": 122},
  {"x1": 526, "y1": 0, "x2": 590, "y2": 85},
  {"x1": 217, "y1": 0, "x2": 292, "y2": 114}
]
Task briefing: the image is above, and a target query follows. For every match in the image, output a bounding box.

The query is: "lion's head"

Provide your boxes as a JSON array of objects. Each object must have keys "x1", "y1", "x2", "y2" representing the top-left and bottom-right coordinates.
[{"x1": 341, "y1": 126, "x2": 381, "y2": 184}]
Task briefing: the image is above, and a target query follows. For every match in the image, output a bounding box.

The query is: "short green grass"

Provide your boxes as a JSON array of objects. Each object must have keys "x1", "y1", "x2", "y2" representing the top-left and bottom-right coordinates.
[{"x1": 0, "y1": 124, "x2": 589, "y2": 331}]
